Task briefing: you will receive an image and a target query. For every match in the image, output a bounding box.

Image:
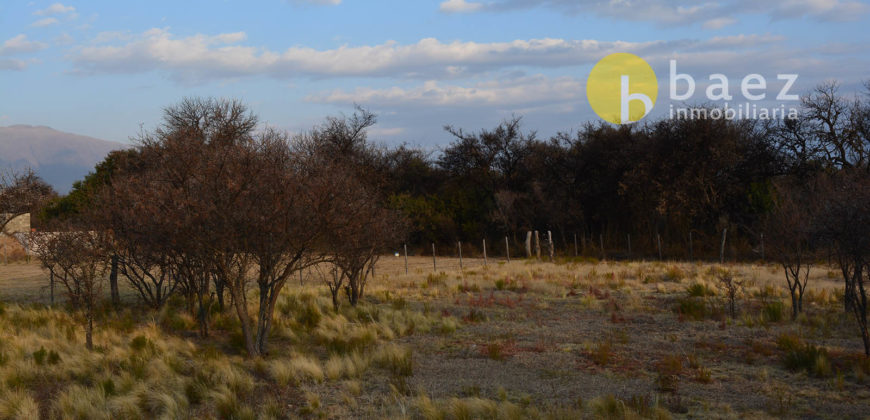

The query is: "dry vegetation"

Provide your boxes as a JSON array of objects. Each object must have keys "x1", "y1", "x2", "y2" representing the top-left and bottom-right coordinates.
[{"x1": 0, "y1": 256, "x2": 867, "y2": 419}]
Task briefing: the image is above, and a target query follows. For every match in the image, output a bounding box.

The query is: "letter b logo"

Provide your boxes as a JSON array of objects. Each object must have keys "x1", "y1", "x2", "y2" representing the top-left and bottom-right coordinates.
[{"x1": 587, "y1": 53, "x2": 658, "y2": 124}]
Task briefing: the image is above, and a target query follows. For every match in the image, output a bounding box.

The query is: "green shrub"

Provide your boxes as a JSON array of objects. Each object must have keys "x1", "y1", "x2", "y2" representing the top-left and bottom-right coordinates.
[
  {"x1": 676, "y1": 297, "x2": 707, "y2": 321},
  {"x1": 130, "y1": 335, "x2": 150, "y2": 352},
  {"x1": 655, "y1": 355, "x2": 683, "y2": 393},
  {"x1": 463, "y1": 308, "x2": 486, "y2": 323},
  {"x1": 32, "y1": 347, "x2": 47, "y2": 366},
  {"x1": 425, "y1": 272, "x2": 447, "y2": 287},
  {"x1": 776, "y1": 333, "x2": 802, "y2": 353},
  {"x1": 762, "y1": 301, "x2": 785, "y2": 323},
  {"x1": 783, "y1": 343, "x2": 831, "y2": 377},
  {"x1": 590, "y1": 340, "x2": 613, "y2": 366},
  {"x1": 31, "y1": 347, "x2": 58, "y2": 366},
  {"x1": 686, "y1": 283, "x2": 714, "y2": 297},
  {"x1": 778, "y1": 334, "x2": 831, "y2": 377},
  {"x1": 101, "y1": 378, "x2": 116, "y2": 396},
  {"x1": 662, "y1": 266, "x2": 686, "y2": 282}
]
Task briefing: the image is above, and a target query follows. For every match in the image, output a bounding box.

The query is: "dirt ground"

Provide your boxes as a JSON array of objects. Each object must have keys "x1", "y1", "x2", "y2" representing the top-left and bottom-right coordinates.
[{"x1": 2, "y1": 257, "x2": 868, "y2": 418}]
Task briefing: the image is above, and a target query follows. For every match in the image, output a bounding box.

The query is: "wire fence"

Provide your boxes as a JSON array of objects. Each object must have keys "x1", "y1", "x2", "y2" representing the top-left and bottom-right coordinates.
[{"x1": 394, "y1": 227, "x2": 770, "y2": 276}]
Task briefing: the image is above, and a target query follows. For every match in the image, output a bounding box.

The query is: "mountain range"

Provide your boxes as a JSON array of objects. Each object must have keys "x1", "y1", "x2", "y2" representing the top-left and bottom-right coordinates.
[{"x1": 0, "y1": 125, "x2": 126, "y2": 193}]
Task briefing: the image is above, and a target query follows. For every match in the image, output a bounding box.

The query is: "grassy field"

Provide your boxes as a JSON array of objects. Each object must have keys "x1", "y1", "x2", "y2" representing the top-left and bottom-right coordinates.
[{"x1": 0, "y1": 257, "x2": 867, "y2": 419}]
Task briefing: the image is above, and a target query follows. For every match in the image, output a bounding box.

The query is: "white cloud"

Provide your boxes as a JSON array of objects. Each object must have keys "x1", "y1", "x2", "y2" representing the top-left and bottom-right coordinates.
[
  {"x1": 440, "y1": 0, "x2": 485, "y2": 13},
  {"x1": 0, "y1": 35, "x2": 48, "y2": 71},
  {"x1": 34, "y1": 3, "x2": 75, "y2": 16},
  {"x1": 31, "y1": 17, "x2": 59, "y2": 27},
  {"x1": 446, "y1": 0, "x2": 868, "y2": 24},
  {"x1": 702, "y1": 17, "x2": 737, "y2": 30},
  {"x1": 0, "y1": 35, "x2": 48, "y2": 56},
  {"x1": 54, "y1": 33, "x2": 75, "y2": 46},
  {"x1": 72, "y1": 28, "x2": 726, "y2": 81},
  {"x1": 91, "y1": 31, "x2": 133, "y2": 43},
  {"x1": 766, "y1": 0, "x2": 869, "y2": 21},
  {"x1": 70, "y1": 28, "x2": 799, "y2": 83},
  {"x1": 306, "y1": 75, "x2": 584, "y2": 108},
  {"x1": 0, "y1": 59, "x2": 27, "y2": 71},
  {"x1": 367, "y1": 127, "x2": 406, "y2": 137}
]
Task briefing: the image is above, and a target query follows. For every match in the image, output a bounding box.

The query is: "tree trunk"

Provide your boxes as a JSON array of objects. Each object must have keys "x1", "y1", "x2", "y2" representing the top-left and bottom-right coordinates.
[
  {"x1": 233, "y1": 293, "x2": 257, "y2": 357},
  {"x1": 215, "y1": 277, "x2": 225, "y2": 312},
  {"x1": 85, "y1": 312, "x2": 94, "y2": 351},
  {"x1": 109, "y1": 255, "x2": 120, "y2": 306},
  {"x1": 348, "y1": 272, "x2": 361, "y2": 306},
  {"x1": 256, "y1": 295, "x2": 276, "y2": 355},
  {"x1": 197, "y1": 280, "x2": 210, "y2": 337},
  {"x1": 791, "y1": 292, "x2": 799, "y2": 321}
]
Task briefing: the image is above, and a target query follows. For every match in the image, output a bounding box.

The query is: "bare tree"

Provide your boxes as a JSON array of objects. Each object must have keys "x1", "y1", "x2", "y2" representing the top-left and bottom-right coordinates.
[
  {"x1": 801, "y1": 82, "x2": 868, "y2": 170},
  {"x1": 296, "y1": 106, "x2": 407, "y2": 308},
  {"x1": 128, "y1": 97, "x2": 260, "y2": 338},
  {"x1": 715, "y1": 267, "x2": 745, "y2": 319},
  {"x1": 765, "y1": 179, "x2": 818, "y2": 320},
  {"x1": 815, "y1": 171, "x2": 870, "y2": 355},
  {"x1": 324, "y1": 175, "x2": 404, "y2": 308},
  {"x1": 30, "y1": 229, "x2": 108, "y2": 350},
  {"x1": 0, "y1": 168, "x2": 55, "y2": 233}
]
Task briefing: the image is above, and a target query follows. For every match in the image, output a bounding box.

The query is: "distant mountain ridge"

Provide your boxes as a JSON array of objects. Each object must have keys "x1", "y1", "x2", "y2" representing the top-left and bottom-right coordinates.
[{"x1": 0, "y1": 125, "x2": 126, "y2": 193}]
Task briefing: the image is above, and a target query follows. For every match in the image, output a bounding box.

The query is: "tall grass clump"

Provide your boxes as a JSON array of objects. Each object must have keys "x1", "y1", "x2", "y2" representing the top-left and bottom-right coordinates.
[
  {"x1": 269, "y1": 354, "x2": 324, "y2": 385},
  {"x1": 0, "y1": 389, "x2": 40, "y2": 420}
]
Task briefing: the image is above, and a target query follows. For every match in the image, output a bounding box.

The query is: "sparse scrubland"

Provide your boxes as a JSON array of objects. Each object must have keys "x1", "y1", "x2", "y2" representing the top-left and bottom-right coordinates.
[
  {"x1": 1, "y1": 88, "x2": 867, "y2": 419},
  {"x1": 0, "y1": 257, "x2": 868, "y2": 419}
]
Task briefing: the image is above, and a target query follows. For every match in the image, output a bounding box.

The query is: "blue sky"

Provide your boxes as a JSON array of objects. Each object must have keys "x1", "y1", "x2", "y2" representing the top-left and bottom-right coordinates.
[{"x1": 1, "y1": 0, "x2": 868, "y2": 147}]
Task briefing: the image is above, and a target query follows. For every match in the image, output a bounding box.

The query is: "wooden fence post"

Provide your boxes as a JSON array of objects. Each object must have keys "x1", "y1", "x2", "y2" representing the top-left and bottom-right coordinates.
[
  {"x1": 432, "y1": 243, "x2": 437, "y2": 272},
  {"x1": 458, "y1": 241, "x2": 463, "y2": 270},
  {"x1": 657, "y1": 234, "x2": 663, "y2": 260},
  {"x1": 404, "y1": 243, "x2": 409, "y2": 275},
  {"x1": 505, "y1": 236, "x2": 511, "y2": 263},
  {"x1": 483, "y1": 239, "x2": 487, "y2": 266},
  {"x1": 547, "y1": 231, "x2": 554, "y2": 261},
  {"x1": 534, "y1": 231, "x2": 541, "y2": 260},
  {"x1": 573, "y1": 233, "x2": 578, "y2": 257},
  {"x1": 525, "y1": 231, "x2": 532, "y2": 258}
]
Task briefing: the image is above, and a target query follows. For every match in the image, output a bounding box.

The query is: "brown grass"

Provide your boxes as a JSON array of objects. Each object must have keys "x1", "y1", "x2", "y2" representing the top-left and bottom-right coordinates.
[{"x1": 0, "y1": 257, "x2": 865, "y2": 418}]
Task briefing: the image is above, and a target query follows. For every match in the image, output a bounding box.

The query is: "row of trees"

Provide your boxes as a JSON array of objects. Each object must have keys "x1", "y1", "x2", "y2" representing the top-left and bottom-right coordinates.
[
  {"x1": 29, "y1": 99, "x2": 403, "y2": 355},
  {"x1": 766, "y1": 172, "x2": 870, "y2": 355},
  {"x1": 13, "y1": 80, "x2": 870, "y2": 356},
  {"x1": 763, "y1": 81, "x2": 870, "y2": 355},
  {"x1": 378, "y1": 82, "x2": 867, "y2": 260}
]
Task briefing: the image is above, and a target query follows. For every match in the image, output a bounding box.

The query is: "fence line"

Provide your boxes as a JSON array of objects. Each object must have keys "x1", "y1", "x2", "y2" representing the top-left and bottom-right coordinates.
[{"x1": 396, "y1": 227, "x2": 766, "y2": 274}]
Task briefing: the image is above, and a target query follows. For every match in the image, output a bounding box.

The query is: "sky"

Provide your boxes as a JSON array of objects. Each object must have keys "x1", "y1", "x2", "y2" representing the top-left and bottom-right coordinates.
[{"x1": 0, "y1": 0, "x2": 869, "y2": 147}]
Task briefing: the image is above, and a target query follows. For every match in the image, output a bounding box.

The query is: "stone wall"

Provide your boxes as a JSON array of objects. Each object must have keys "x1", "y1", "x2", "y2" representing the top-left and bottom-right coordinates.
[{"x1": 1, "y1": 213, "x2": 31, "y2": 235}]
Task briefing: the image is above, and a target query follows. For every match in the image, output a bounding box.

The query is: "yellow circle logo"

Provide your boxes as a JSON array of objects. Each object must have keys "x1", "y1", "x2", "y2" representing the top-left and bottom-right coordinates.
[{"x1": 586, "y1": 53, "x2": 658, "y2": 124}]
